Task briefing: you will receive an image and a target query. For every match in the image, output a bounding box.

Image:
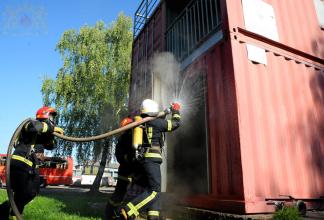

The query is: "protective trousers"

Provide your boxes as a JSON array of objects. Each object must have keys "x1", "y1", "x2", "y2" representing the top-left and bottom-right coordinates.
[
  {"x1": 123, "y1": 158, "x2": 161, "y2": 220},
  {"x1": 104, "y1": 164, "x2": 132, "y2": 220},
  {"x1": 0, "y1": 167, "x2": 39, "y2": 220}
]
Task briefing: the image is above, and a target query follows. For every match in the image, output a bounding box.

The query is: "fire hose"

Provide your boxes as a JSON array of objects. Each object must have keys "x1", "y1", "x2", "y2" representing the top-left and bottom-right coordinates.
[
  {"x1": 6, "y1": 112, "x2": 165, "y2": 220},
  {"x1": 52, "y1": 111, "x2": 165, "y2": 141},
  {"x1": 6, "y1": 118, "x2": 31, "y2": 220}
]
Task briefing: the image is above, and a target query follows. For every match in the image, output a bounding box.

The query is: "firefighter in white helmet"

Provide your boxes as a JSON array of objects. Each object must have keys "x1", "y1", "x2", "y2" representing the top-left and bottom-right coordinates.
[{"x1": 118, "y1": 99, "x2": 181, "y2": 220}]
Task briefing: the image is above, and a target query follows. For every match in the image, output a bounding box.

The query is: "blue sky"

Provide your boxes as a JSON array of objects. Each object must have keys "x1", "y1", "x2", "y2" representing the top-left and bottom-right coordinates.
[{"x1": 0, "y1": 0, "x2": 141, "y2": 154}]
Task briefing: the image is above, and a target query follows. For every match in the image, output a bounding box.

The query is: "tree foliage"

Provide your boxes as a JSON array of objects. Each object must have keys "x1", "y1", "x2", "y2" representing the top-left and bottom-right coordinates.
[{"x1": 42, "y1": 14, "x2": 132, "y2": 163}]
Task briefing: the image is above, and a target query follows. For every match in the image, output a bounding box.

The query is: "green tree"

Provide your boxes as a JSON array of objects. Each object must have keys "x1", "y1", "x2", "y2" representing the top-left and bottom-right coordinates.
[{"x1": 42, "y1": 13, "x2": 133, "y2": 192}]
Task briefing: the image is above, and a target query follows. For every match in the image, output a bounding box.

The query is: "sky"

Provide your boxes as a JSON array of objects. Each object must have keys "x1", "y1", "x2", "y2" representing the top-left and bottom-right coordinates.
[{"x1": 0, "y1": 0, "x2": 141, "y2": 154}]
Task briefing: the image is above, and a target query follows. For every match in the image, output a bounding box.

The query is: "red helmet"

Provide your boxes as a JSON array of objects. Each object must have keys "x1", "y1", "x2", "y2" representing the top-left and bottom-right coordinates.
[
  {"x1": 36, "y1": 106, "x2": 57, "y2": 119},
  {"x1": 120, "y1": 117, "x2": 133, "y2": 127}
]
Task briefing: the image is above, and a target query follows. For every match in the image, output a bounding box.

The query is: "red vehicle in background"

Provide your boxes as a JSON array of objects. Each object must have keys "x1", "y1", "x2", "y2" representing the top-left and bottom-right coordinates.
[
  {"x1": 0, "y1": 154, "x2": 6, "y2": 187},
  {"x1": 0, "y1": 154, "x2": 73, "y2": 187},
  {"x1": 38, "y1": 156, "x2": 73, "y2": 187}
]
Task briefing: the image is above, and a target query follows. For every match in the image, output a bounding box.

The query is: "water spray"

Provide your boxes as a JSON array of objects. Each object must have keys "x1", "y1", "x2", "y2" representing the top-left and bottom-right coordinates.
[
  {"x1": 148, "y1": 52, "x2": 207, "y2": 202},
  {"x1": 149, "y1": 52, "x2": 205, "y2": 125}
]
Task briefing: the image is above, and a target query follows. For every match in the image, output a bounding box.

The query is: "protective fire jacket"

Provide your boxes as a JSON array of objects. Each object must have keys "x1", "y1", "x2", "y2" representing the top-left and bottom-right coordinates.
[
  {"x1": 142, "y1": 110, "x2": 181, "y2": 159},
  {"x1": 115, "y1": 130, "x2": 134, "y2": 164},
  {"x1": 12, "y1": 119, "x2": 55, "y2": 171}
]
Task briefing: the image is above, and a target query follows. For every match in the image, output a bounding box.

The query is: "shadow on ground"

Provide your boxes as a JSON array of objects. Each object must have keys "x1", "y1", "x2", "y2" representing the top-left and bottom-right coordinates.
[{"x1": 39, "y1": 186, "x2": 111, "y2": 219}]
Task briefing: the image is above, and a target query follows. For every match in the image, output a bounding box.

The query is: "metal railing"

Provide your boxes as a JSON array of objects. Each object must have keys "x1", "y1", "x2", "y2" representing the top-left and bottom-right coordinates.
[
  {"x1": 166, "y1": 0, "x2": 221, "y2": 61},
  {"x1": 134, "y1": 0, "x2": 159, "y2": 38}
]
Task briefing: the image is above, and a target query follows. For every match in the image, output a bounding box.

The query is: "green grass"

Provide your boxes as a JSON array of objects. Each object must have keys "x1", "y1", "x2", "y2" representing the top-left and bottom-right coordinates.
[
  {"x1": 0, "y1": 188, "x2": 109, "y2": 220},
  {"x1": 273, "y1": 206, "x2": 301, "y2": 220}
]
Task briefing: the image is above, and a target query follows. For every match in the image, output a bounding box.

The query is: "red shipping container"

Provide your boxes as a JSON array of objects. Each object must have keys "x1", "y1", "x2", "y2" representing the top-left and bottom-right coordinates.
[{"x1": 130, "y1": 0, "x2": 324, "y2": 214}]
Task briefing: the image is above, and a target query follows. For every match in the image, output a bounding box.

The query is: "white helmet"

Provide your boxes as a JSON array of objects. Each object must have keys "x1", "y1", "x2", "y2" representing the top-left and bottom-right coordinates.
[{"x1": 141, "y1": 99, "x2": 159, "y2": 115}]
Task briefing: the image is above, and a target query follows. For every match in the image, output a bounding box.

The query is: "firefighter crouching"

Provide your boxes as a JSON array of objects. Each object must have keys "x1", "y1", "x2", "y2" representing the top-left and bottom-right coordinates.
[
  {"x1": 0, "y1": 106, "x2": 64, "y2": 220},
  {"x1": 118, "y1": 99, "x2": 181, "y2": 220},
  {"x1": 105, "y1": 116, "x2": 141, "y2": 219}
]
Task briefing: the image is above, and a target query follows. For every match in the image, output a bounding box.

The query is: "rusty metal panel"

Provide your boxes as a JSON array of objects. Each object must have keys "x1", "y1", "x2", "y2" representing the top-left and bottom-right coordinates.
[{"x1": 225, "y1": 0, "x2": 324, "y2": 60}]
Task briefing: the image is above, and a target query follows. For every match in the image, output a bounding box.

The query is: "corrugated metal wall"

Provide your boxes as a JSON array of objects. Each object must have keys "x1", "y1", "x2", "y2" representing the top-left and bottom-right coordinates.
[
  {"x1": 129, "y1": 0, "x2": 324, "y2": 214},
  {"x1": 181, "y1": 0, "x2": 324, "y2": 213},
  {"x1": 232, "y1": 37, "x2": 324, "y2": 212},
  {"x1": 226, "y1": 0, "x2": 324, "y2": 60},
  {"x1": 175, "y1": 41, "x2": 247, "y2": 213},
  {"x1": 269, "y1": 0, "x2": 323, "y2": 59},
  {"x1": 206, "y1": 43, "x2": 244, "y2": 200},
  {"x1": 181, "y1": 1, "x2": 246, "y2": 212},
  {"x1": 225, "y1": 0, "x2": 324, "y2": 213}
]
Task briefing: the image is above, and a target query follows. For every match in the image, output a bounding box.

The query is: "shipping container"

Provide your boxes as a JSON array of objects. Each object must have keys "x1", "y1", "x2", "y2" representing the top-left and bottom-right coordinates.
[{"x1": 129, "y1": 0, "x2": 324, "y2": 214}]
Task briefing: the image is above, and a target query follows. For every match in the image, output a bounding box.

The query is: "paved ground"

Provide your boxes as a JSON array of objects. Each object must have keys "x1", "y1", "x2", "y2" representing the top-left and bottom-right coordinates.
[{"x1": 303, "y1": 210, "x2": 324, "y2": 219}]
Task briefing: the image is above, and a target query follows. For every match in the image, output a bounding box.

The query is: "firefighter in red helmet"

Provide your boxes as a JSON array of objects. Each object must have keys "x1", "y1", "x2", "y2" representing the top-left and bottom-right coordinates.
[
  {"x1": 105, "y1": 116, "x2": 137, "y2": 219},
  {"x1": 0, "y1": 106, "x2": 64, "y2": 220},
  {"x1": 118, "y1": 99, "x2": 181, "y2": 220}
]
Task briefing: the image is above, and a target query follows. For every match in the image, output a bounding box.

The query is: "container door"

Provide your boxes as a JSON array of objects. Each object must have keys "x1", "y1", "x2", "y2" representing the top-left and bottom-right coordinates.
[{"x1": 166, "y1": 71, "x2": 209, "y2": 195}]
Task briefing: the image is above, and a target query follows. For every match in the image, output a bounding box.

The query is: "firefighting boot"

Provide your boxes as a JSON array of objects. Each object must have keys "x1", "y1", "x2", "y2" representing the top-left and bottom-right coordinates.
[
  {"x1": 117, "y1": 207, "x2": 136, "y2": 220},
  {"x1": 117, "y1": 208, "x2": 128, "y2": 220},
  {"x1": 104, "y1": 200, "x2": 121, "y2": 220},
  {"x1": 147, "y1": 210, "x2": 160, "y2": 220}
]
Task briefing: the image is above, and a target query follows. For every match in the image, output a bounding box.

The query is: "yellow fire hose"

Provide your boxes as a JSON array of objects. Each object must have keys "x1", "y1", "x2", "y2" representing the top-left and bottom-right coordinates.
[{"x1": 6, "y1": 112, "x2": 165, "y2": 220}]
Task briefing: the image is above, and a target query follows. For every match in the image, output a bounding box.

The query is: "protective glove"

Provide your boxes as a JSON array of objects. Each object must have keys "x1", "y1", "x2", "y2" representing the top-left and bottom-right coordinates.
[
  {"x1": 164, "y1": 107, "x2": 172, "y2": 115},
  {"x1": 171, "y1": 102, "x2": 181, "y2": 113},
  {"x1": 54, "y1": 126, "x2": 64, "y2": 135}
]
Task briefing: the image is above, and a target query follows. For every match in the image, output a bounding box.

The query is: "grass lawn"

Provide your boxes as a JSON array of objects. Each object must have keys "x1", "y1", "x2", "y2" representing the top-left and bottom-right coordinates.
[{"x1": 0, "y1": 187, "x2": 109, "y2": 220}]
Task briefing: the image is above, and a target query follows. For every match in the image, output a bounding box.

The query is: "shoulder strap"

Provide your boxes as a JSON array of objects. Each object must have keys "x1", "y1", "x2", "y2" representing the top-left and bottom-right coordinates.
[{"x1": 143, "y1": 123, "x2": 151, "y2": 146}]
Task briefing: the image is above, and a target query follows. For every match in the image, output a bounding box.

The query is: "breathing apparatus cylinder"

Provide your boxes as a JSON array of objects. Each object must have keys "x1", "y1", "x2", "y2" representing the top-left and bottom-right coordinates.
[{"x1": 132, "y1": 116, "x2": 143, "y2": 150}]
